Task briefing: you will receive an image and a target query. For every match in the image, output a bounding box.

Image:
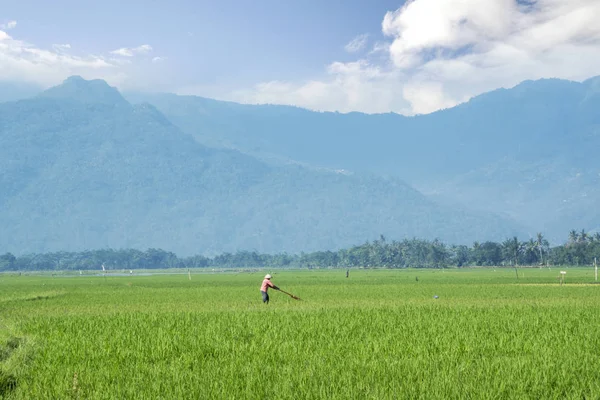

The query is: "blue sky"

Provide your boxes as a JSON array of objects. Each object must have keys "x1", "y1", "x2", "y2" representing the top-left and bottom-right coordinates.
[
  {"x1": 2, "y1": 1, "x2": 400, "y2": 90},
  {"x1": 2, "y1": 0, "x2": 600, "y2": 114}
]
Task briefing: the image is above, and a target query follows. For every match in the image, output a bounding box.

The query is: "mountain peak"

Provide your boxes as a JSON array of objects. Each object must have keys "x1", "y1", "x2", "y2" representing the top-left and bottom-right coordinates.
[
  {"x1": 65, "y1": 75, "x2": 86, "y2": 83},
  {"x1": 39, "y1": 76, "x2": 129, "y2": 107}
]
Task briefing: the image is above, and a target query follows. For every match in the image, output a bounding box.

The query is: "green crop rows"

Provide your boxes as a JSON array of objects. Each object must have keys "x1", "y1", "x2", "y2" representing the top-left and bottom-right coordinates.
[{"x1": 1, "y1": 268, "x2": 599, "y2": 399}]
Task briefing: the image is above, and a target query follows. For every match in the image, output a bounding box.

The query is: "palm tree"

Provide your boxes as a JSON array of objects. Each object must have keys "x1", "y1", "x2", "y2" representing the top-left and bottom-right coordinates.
[
  {"x1": 536, "y1": 232, "x2": 547, "y2": 267},
  {"x1": 526, "y1": 239, "x2": 537, "y2": 265},
  {"x1": 579, "y1": 229, "x2": 588, "y2": 243},
  {"x1": 568, "y1": 230, "x2": 579, "y2": 246},
  {"x1": 503, "y1": 237, "x2": 522, "y2": 279}
]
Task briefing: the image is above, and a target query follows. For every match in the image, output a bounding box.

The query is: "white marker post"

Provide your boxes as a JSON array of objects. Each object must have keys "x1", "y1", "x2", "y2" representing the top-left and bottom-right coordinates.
[
  {"x1": 595, "y1": 258, "x2": 597, "y2": 282},
  {"x1": 559, "y1": 271, "x2": 566, "y2": 286}
]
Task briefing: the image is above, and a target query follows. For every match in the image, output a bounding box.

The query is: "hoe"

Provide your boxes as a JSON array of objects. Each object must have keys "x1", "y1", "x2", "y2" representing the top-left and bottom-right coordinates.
[{"x1": 277, "y1": 288, "x2": 301, "y2": 300}]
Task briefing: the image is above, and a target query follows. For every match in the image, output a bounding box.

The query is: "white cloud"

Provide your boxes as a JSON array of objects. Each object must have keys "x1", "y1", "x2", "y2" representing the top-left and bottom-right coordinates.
[
  {"x1": 0, "y1": 31, "x2": 145, "y2": 88},
  {"x1": 402, "y1": 82, "x2": 461, "y2": 115},
  {"x1": 52, "y1": 43, "x2": 71, "y2": 53},
  {"x1": 111, "y1": 48, "x2": 134, "y2": 57},
  {"x1": 231, "y1": 61, "x2": 412, "y2": 114},
  {"x1": 109, "y1": 57, "x2": 132, "y2": 66},
  {"x1": 110, "y1": 44, "x2": 152, "y2": 57},
  {"x1": 369, "y1": 41, "x2": 390, "y2": 56},
  {"x1": 152, "y1": 56, "x2": 165, "y2": 63},
  {"x1": 229, "y1": 0, "x2": 600, "y2": 115},
  {"x1": 1, "y1": 20, "x2": 17, "y2": 30},
  {"x1": 344, "y1": 34, "x2": 369, "y2": 53}
]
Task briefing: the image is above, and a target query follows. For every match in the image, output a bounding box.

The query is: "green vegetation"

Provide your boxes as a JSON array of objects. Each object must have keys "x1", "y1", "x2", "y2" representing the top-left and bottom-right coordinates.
[
  {"x1": 129, "y1": 77, "x2": 600, "y2": 242},
  {"x1": 0, "y1": 76, "x2": 522, "y2": 257},
  {"x1": 2, "y1": 230, "x2": 599, "y2": 271},
  {"x1": 1, "y1": 269, "x2": 599, "y2": 399}
]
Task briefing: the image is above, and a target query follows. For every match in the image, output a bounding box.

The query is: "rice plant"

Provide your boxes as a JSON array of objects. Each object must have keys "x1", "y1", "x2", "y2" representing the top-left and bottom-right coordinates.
[{"x1": 1, "y1": 268, "x2": 599, "y2": 399}]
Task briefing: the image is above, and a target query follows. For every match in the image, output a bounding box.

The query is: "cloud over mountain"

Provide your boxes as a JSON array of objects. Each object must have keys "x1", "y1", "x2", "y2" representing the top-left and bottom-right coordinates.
[
  {"x1": 0, "y1": 28, "x2": 160, "y2": 89},
  {"x1": 110, "y1": 44, "x2": 153, "y2": 57},
  {"x1": 232, "y1": 0, "x2": 600, "y2": 114}
]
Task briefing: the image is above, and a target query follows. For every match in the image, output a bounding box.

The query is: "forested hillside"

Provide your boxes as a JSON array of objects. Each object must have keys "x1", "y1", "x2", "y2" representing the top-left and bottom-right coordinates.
[
  {"x1": 128, "y1": 76, "x2": 600, "y2": 241},
  {"x1": 0, "y1": 77, "x2": 520, "y2": 256}
]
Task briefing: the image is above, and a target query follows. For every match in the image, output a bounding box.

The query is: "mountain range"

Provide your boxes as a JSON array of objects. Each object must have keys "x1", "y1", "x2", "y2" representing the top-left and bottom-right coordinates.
[
  {"x1": 1, "y1": 75, "x2": 597, "y2": 255},
  {"x1": 126, "y1": 76, "x2": 600, "y2": 243},
  {"x1": 0, "y1": 76, "x2": 522, "y2": 255}
]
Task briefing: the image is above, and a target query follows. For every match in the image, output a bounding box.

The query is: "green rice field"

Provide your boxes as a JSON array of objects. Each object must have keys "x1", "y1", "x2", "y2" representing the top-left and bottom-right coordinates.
[{"x1": 1, "y1": 268, "x2": 599, "y2": 399}]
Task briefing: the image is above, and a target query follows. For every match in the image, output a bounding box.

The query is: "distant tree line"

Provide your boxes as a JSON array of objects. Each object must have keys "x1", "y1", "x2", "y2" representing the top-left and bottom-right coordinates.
[{"x1": 1, "y1": 230, "x2": 600, "y2": 272}]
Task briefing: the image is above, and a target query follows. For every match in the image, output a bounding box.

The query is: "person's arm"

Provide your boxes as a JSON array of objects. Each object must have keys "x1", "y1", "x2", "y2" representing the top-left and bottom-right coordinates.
[{"x1": 268, "y1": 281, "x2": 279, "y2": 290}]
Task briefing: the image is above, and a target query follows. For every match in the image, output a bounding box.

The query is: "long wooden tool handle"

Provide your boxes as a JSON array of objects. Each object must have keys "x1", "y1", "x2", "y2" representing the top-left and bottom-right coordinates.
[{"x1": 278, "y1": 289, "x2": 300, "y2": 300}]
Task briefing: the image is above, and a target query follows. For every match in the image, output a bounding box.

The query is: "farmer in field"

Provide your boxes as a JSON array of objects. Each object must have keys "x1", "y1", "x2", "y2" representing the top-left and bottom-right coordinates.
[{"x1": 260, "y1": 274, "x2": 279, "y2": 304}]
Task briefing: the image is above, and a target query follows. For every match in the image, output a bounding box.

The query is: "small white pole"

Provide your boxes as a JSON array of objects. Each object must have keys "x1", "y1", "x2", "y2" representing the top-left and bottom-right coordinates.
[
  {"x1": 560, "y1": 271, "x2": 566, "y2": 286},
  {"x1": 595, "y1": 257, "x2": 597, "y2": 282}
]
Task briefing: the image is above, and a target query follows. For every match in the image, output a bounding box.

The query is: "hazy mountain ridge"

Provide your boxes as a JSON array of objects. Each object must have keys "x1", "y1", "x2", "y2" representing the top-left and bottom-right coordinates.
[
  {"x1": 128, "y1": 76, "x2": 600, "y2": 241},
  {"x1": 0, "y1": 77, "x2": 521, "y2": 255},
  {"x1": 0, "y1": 81, "x2": 43, "y2": 103}
]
